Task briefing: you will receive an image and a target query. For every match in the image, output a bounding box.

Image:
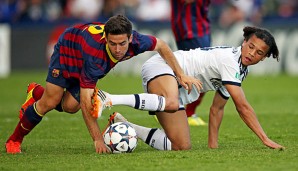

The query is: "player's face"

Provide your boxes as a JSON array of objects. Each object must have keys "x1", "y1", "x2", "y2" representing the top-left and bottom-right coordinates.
[
  {"x1": 106, "y1": 34, "x2": 132, "y2": 60},
  {"x1": 241, "y1": 34, "x2": 269, "y2": 66}
]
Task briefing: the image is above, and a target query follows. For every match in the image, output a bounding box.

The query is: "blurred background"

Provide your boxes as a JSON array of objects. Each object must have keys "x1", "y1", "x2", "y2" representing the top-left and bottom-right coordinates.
[{"x1": 0, "y1": 0, "x2": 297, "y2": 77}]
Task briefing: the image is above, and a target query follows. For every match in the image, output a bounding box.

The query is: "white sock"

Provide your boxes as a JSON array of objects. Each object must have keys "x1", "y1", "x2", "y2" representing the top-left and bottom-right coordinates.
[
  {"x1": 110, "y1": 94, "x2": 165, "y2": 111},
  {"x1": 126, "y1": 121, "x2": 171, "y2": 151}
]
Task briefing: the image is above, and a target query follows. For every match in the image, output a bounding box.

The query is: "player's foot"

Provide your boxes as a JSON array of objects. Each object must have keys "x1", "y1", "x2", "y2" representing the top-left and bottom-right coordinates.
[
  {"x1": 103, "y1": 112, "x2": 128, "y2": 134},
  {"x1": 19, "y1": 82, "x2": 41, "y2": 119},
  {"x1": 5, "y1": 140, "x2": 21, "y2": 154},
  {"x1": 110, "y1": 112, "x2": 127, "y2": 124},
  {"x1": 188, "y1": 114, "x2": 207, "y2": 126},
  {"x1": 91, "y1": 88, "x2": 112, "y2": 119}
]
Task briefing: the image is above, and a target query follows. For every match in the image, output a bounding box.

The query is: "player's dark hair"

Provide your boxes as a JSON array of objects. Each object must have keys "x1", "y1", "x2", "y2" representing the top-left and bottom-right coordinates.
[
  {"x1": 243, "y1": 26, "x2": 279, "y2": 61},
  {"x1": 104, "y1": 15, "x2": 132, "y2": 38}
]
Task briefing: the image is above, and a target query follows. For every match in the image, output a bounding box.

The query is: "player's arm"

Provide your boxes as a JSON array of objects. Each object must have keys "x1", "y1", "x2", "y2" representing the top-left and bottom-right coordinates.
[
  {"x1": 225, "y1": 84, "x2": 285, "y2": 149},
  {"x1": 153, "y1": 38, "x2": 202, "y2": 94},
  {"x1": 208, "y1": 91, "x2": 228, "y2": 148},
  {"x1": 80, "y1": 87, "x2": 110, "y2": 154}
]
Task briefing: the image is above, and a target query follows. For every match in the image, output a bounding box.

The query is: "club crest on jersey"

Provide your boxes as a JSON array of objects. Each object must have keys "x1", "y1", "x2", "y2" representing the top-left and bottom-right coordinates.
[
  {"x1": 235, "y1": 72, "x2": 241, "y2": 80},
  {"x1": 52, "y1": 69, "x2": 60, "y2": 78}
]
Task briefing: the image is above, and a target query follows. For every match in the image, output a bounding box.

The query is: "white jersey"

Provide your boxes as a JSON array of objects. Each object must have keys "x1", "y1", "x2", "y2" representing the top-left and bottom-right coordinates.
[{"x1": 141, "y1": 46, "x2": 248, "y2": 105}]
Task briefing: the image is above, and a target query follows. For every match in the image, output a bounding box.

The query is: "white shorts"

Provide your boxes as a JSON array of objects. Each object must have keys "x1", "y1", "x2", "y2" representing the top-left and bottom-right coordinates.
[
  {"x1": 141, "y1": 55, "x2": 200, "y2": 106},
  {"x1": 141, "y1": 54, "x2": 175, "y2": 92}
]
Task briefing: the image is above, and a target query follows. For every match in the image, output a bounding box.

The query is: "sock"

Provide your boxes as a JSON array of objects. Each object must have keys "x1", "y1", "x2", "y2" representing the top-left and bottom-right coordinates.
[
  {"x1": 126, "y1": 121, "x2": 171, "y2": 151},
  {"x1": 55, "y1": 99, "x2": 64, "y2": 112},
  {"x1": 110, "y1": 94, "x2": 165, "y2": 111},
  {"x1": 185, "y1": 92, "x2": 205, "y2": 117},
  {"x1": 7, "y1": 103, "x2": 43, "y2": 143},
  {"x1": 33, "y1": 85, "x2": 44, "y2": 100}
]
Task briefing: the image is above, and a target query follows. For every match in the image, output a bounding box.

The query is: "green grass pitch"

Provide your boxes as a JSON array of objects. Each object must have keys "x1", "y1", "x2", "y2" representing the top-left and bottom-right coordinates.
[{"x1": 0, "y1": 71, "x2": 297, "y2": 171}]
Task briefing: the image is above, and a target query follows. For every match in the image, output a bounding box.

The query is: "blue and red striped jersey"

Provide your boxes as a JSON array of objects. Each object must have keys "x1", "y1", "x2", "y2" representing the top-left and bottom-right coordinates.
[
  {"x1": 55, "y1": 22, "x2": 157, "y2": 88},
  {"x1": 171, "y1": 0, "x2": 210, "y2": 41}
]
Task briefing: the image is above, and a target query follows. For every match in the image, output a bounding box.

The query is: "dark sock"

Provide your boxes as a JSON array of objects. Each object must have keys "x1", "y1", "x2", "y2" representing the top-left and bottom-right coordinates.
[{"x1": 7, "y1": 104, "x2": 42, "y2": 143}]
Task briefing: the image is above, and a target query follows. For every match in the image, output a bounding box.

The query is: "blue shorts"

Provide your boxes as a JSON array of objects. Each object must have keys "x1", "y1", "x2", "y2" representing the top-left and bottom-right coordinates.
[
  {"x1": 46, "y1": 44, "x2": 81, "y2": 103},
  {"x1": 176, "y1": 35, "x2": 211, "y2": 50}
]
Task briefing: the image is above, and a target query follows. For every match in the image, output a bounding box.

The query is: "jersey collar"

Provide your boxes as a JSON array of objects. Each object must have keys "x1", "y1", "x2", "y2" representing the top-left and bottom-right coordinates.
[{"x1": 106, "y1": 44, "x2": 118, "y2": 63}]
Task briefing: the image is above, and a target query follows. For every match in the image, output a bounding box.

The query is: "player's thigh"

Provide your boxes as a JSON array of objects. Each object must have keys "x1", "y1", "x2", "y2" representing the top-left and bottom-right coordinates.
[
  {"x1": 156, "y1": 110, "x2": 191, "y2": 149},
  {"x1": 148, "y1": 75, "x2": 180, "y2": 111},
  {"x1": 62, "y1": 91, "x2": 80, "y2": 113},
  {"x1": 147, "y1": 75, "x2": 178, "y2": 97},
  {"x1": 37, "y1": 82, "x2": 64, "y2": 114}
]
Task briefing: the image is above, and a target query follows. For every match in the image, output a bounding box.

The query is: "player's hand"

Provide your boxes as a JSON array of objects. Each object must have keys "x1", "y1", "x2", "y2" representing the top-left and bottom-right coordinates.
[
  {"x1": 177, "y1": 74, "x2": 202, "y2": 94},
  {"x1": 94, "y1": 140, "x2": 111, "y2": 154},
  {"x1": 263, "y1": 138, "x2": 285, "y2": 150}
]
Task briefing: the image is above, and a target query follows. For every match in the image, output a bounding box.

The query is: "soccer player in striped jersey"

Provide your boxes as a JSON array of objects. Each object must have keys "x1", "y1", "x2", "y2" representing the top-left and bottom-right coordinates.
[
  {"x1": 5, "y1": 15, "x2": 201, "y2": 154},
  {"x1": 171, "y1": 0, "x2": 211, "y2": 126},
  {"x1": 99, "y1": 26, "x2": 285, "y2": 151}
]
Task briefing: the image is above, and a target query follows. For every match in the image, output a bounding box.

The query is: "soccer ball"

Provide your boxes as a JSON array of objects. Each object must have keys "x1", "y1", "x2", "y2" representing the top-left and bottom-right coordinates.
[{"x1": 103, "y1": 122, "x2": 138, "y2": 153}]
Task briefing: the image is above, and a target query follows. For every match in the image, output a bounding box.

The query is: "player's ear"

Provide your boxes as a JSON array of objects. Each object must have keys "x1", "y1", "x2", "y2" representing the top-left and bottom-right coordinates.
[
  {"x1": 242, "y1": 39, "x2": 247, "y2": 46},
  {"x1": 128, "y1": 34, "x2": 133, "y2": 43}
]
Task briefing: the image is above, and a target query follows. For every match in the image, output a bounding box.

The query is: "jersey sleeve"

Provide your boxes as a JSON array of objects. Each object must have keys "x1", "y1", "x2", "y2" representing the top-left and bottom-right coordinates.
[
  {"x1": 80, "y1": 58, "x2": 106, "y2": 89},
  {"x1": 220, "y1": 56, "x2": 242, "y2": 87},
  {"x1": 131, "y1": 31, "x2": 157, "y2": 53},
  {"x1": 120, "y1": 31, "x2": 157, "y2": 61},
  {"x1": 218, "y1": 53, "x2": 242, "y2": 99}
]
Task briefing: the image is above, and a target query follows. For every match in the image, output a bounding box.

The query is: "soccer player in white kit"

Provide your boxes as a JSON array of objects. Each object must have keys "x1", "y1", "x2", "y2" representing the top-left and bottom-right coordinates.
[{"x1": 94, "y1": 26, "x2": 284, "y2": 151}]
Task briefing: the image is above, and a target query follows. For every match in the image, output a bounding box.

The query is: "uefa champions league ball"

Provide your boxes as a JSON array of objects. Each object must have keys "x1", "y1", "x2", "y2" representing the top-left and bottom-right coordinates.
[{"x1": 103, "y1": 122, "x2": 138, "y2": 153}]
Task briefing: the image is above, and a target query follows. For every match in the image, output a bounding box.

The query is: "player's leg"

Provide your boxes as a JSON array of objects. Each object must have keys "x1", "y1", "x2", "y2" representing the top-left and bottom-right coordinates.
[
  {"x1": 55, "y1": 84, "x2": 81, "y2": 114},
  {"x1": 156, "y1": 110, "x2": 191, "y2": 150},
  {"x1": 144, "y1": 74, "x2": 189, "y2": 150},
  {"x1": 146, "y1": 74, "x2": 180, "y2": 112},
  {"x1": 109, "y1": 75, "x2": 179, "y2": 112},
  {"x1": 92, "y1": 88, "x2": 168, "y2": 119},
  {"x1": 91, "y1": 76, "x2": 178, "y2": 118},
  {"x1": 186, "y1": 93, "x2": 208, "y2": 126},
  {"x1": 178, "y1": 37, "x2": 210, "y2": 126},
  {"x1": 125, "y1": 111, "x2": 190, "y2": 151},
  {"x1": 92, "y1": 57, "x2": 178, "y2": 118},
  {"x1": 186, "y1": 93, "x2": 205, "y2": 117},
  {"x1": 6, "y1": 82, "x2": 64, "y2": 153},
  {"x1": 109, "y1": 93, "x2": 167, "y2": 110},
  {"x1": 105, "y1": 112, "x2": 172, "y2": 150},
  {"x1": 6, "y1": 82, "x2": 44, "y2": 154},
  {"x1": 95, "y1": 90, "x2": 167, "y2": 111},
  {"x1": 105, "y1": 74, "x2": 185, "y2": 151},
  {"x1": 142, "y1": 58, "x2": 180, "y2": 112},
  {"x1": 35, "y1": 82, "x2": 65, "y2": 114},
  {"x1": 107, "y1": 111, "x2": 190, "y2": 151},
  {"x1": 18, "y1": 83, "x2": 78, "y2": 115},
  {"x1": 19, "y1": 82, "x2": 45, "y2": 119},
  {"x1": 59, "y1": 91, "x2": 80, "y2": 113}
]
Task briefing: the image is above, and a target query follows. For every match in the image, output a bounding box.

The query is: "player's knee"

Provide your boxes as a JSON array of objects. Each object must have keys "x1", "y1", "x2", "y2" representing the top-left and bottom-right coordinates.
[
  {"x1": 172, "y1": 142, "x2": 191, "y2": 151},
  {"x1": 62, "y1": 104, "x2": 80, "y2": 114},
  {"x1": 165, "y1": 98, "x2": 179, "y2": 112},
  {"x1": 64, "y1": 109, "x2": 79, "y2": 114},
  {"x1": 169, "y1": 135, "x2": 191, "y2": 150},
  {"x1": 37, "y1": 100, "x2": 60, "y2": 114}
]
